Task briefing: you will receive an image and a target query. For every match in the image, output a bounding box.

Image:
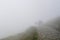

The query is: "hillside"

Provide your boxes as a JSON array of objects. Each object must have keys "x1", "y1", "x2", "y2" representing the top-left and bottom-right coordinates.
[
  {"x1": 1, "y1": 17, "x2": 60, "y2": 40},
  {"x1": 38, "y1": 17, "x2": 60, "y2": 40}
]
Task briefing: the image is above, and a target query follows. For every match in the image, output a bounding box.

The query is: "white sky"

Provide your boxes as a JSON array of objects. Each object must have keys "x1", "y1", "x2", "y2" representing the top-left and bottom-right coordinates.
[{"x1": 0, "y1": 0, "x2": 60, "y2": 38}]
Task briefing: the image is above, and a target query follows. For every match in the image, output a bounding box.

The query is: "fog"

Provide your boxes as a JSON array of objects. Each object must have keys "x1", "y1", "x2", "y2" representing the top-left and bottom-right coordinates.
[{"x1": 0, "y1": 0, "x2": 60, "y2": 38}]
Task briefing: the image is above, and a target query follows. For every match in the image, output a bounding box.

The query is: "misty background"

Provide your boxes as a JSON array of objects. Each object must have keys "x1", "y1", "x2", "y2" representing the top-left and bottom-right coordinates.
[{"x1": 0, "y1": 0, "x2": 60, "y2": 39}]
